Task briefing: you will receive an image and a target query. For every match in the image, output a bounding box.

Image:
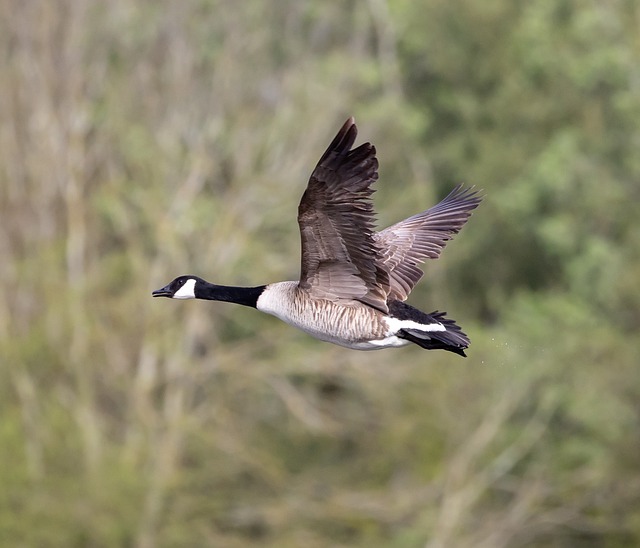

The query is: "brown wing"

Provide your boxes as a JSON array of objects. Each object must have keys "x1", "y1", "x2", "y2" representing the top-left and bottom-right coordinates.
[
  {"x1": 374, "y1": 185, "x2": 482, "y2": 301},
  {"x1": 297, "y1": 117, "x2": 389, "y2": 312}
]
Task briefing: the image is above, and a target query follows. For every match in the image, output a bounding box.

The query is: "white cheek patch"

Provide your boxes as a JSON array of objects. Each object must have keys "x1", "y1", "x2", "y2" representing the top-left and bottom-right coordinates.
[{"x1": 173, "y1": 278, "x2": 196, "y2": 299}]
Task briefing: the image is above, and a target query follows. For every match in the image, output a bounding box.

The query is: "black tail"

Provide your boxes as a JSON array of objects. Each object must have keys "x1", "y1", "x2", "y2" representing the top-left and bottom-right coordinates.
[
  {"x1": 388, "y1": 301, "x2": 470, "y2": 357},
  {"x1": 400, "y1": 315, "x2": 468, "y2": 357}
]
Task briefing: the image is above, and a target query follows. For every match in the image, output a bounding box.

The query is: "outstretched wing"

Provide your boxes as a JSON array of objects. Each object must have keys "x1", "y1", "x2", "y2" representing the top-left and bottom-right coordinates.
[
  {"x1": 297, "y1": 117, "x2": 389, "y2": 311},
  {"x1": 374, "y1": 185, "x2": 482, "y2": 301}
]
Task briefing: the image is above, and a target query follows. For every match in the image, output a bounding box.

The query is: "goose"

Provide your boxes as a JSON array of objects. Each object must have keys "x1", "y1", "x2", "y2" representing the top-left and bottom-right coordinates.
[{"x1": 153, "y1": 117, "x2": 481, "y2": 356}]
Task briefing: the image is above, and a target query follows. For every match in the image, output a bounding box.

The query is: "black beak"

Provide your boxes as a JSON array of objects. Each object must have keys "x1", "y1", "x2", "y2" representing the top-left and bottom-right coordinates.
[{"x1": 152, "y1": 285, "x2": 172, "y2": 298}]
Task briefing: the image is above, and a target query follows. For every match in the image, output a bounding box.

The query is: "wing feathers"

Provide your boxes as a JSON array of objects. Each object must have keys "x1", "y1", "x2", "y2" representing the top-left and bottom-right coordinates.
[
  {"x1": 298, "y1": 119, "x2": 481, "y2": 308},
  {"x1": 298, "y1": 118, "x2": 389, "y2": 311},
  {"x1": 375, "y1": 185, "x2": 482, "y2": 301}
]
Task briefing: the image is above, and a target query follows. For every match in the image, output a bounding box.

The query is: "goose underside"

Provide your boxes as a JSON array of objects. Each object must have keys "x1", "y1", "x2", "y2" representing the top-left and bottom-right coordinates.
[{"x1": 256, "y1": 283, "x2": 469, "y2": 355}]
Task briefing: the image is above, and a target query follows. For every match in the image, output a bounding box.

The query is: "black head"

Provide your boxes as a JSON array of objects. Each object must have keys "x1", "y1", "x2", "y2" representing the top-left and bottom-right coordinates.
[{"x1": 152, "y1": 276, "x2": 203, "y2": 299}]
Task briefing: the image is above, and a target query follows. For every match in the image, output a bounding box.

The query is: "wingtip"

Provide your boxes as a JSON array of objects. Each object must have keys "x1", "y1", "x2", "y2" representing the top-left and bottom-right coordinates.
[
  {"x1": 446, "y1": 184, "x2": 485, "y2": 207},
  {"x1": 317, "y1": 117, "x2": 359, "y2": 164},
  {"x1": 341, "y1": 116, "x2": 357, "y2": 138}
]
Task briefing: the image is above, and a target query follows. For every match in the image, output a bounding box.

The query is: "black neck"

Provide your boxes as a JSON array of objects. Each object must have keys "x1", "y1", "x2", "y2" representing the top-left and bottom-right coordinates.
[{"x1": 197, "y1": 283, "x2": 266, "y2": 308}]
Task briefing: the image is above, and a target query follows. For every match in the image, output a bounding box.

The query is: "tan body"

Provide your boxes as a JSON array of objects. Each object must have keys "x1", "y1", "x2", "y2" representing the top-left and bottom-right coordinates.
[{"x1": 256, "y1": 282, "x2": 405, "y2": 350}]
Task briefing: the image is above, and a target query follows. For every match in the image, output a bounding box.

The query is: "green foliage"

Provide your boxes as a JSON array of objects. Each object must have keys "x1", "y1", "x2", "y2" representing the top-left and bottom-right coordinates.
[{"x1": 1, "y1": 0, "x2": 639, "y2": 546}]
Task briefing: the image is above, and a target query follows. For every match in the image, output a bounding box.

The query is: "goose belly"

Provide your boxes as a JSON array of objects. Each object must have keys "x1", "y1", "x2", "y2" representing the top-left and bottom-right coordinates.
[{"x1": 256, "y1": 282, "x2": 404, "y2": 350}]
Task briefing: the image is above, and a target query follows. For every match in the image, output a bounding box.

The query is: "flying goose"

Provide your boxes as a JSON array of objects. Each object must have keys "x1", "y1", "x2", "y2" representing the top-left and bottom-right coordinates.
[{"x1": 153, "y1": 118, "x2": 481, "y2": 356}]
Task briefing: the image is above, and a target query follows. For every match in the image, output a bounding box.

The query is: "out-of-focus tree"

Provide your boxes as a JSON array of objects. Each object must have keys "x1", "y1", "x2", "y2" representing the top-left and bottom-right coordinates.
[{"x1": 394, "y1": 0, "x2": 640, "y2": 325}]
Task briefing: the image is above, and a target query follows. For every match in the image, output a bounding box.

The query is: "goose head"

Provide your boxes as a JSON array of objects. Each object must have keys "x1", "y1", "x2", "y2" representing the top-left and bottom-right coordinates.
[{"x1": 152, "y1": 276, "x2": 202, "y2": 299}]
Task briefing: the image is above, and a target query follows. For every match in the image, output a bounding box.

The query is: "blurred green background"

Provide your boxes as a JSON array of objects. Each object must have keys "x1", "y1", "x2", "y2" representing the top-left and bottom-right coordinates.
[{"x1": 1, "y1": 1, "x2": 639, "y2": 546}]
